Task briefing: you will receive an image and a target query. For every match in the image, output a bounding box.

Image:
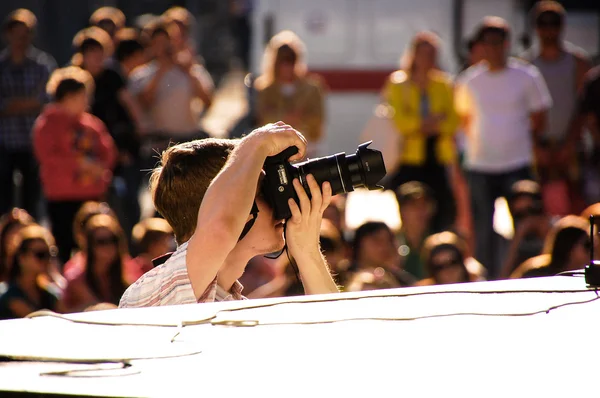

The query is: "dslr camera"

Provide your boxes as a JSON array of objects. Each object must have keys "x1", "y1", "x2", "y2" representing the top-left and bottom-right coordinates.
[{"x1": 261, "y1": 141, "x2": 387, "y2": 220}]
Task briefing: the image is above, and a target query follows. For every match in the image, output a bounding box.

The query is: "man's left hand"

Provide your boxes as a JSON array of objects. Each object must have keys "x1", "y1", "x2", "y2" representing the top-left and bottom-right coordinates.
[{"x1": 286, "y1": 174, "x2": 332, "y2": 259}]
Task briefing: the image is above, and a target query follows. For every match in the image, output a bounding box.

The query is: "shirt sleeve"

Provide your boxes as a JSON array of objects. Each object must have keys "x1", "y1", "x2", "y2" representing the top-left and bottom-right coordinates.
[
  {"x1": 128, "y1": 66, "x2": 151, "y2": 97},
  {"x1": 190, "y1": 64, "x2": 214, "y2": 93},
  {"x1": 525, "y1": 65, "x2": 553, "y2": 112}
]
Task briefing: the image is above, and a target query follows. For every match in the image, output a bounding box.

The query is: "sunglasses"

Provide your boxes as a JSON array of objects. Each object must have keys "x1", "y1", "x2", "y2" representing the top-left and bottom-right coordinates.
[
  {"x1": 431, "y1": 258, "x2": 462, "y2": 273},
  {"x1": 94, "y1": 236, "x2": 118, "y2": 246},
  {"x1": 26, "y1": 249, "x2": 51, "y2": 262}
]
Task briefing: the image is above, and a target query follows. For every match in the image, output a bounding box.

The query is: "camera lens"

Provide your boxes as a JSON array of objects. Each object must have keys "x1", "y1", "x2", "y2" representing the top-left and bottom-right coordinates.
[{"x1": 294, "y1": 141, "x2": 386, "y2": 196}]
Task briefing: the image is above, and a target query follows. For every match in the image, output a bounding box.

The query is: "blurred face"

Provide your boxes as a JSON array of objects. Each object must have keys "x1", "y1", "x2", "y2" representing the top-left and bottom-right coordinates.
[
  {"x1": 151, "y1": 32, "x2": 173, "y2": 59},
  {"x1": 91, "y1": 227, "x2": 119, "y2": 267},
  {"x1": 481, "y1": 31, "x2": 507, "y2": 67},
  {"x1": 400, "y1": 197, "x2": 434, "y2": 229},
  {"x1": 19, "y1": 240, "x2": 51, "y2": 276},
  {"x1": 241, "y1": 197, "x2": 286, "y2": 256},
  {"x1": 168, "y1": 22, "x2": 186, "y2": 52},
  {"x1": 6, "y1": 23, "x2": 32, "y2": 53},
  {"x1": 510, "y1": 196, "x2": 544, "y2": 227},
  {"x1": 358, "y1": 229, "x2": 396, "y2": 267},
  {"x1": 82, "y1": 46, "x2": 105, "y2": 76},
  {"x1": 276, "y1": 48, "x2": 297, "y2": 82},
  {"x1": 63, "y1": 89, "x2": 89, "y2": 116},
  {"x1": 148, "y1": 234, "x2": 176, "y2": 259},
  {"x1": 413, "y1": 42, "x2": 436, "y2": 72},
  {"x1": 430, "y1": 249, "x2": 466, "y2": 285},
  {"x1": 536, "y1": 14, "x2": 563, "y2": 45},
  {"x1": 568, "y1": 236, "x2": 592, "y2": 271},
  {"x1": 97, "y1": 19, "x2": 117, "y2": 38},
  {"x1": 469, "y1": 41, "x2": 485, "y2": 65}
]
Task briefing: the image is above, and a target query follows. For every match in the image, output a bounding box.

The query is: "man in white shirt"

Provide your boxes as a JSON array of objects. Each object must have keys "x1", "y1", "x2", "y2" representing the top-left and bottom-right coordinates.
[{"x1": 455, "y1": 17, "x2": 552, "y2": 279}]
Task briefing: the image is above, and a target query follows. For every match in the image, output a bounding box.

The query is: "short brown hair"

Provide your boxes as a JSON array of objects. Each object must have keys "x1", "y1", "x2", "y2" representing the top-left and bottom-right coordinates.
[
  {"x1": 150, "y1": 139, "x2": 238, "y2": 244},
  {"x1": 89, "y1": 6, "x2": 126, "y2": 31},
  {"x1": 533, "y1": 1, "x2": 565, "y2": 26}
]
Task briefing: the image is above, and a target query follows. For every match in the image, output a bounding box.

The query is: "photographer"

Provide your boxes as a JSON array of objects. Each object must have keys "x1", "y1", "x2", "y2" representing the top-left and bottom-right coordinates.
[{"x1": 120, "y1": 122, "x2": 338, "y2": 307}]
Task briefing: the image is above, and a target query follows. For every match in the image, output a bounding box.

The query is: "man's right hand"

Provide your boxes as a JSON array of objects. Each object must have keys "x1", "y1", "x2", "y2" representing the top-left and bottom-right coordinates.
[{"x1": 245, "y1": 121, "x2": 307, "y2": 162}]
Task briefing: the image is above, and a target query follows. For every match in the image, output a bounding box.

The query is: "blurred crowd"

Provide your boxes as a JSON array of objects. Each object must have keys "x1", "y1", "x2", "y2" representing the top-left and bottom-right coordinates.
[{"x1": 1, "y1": 1, "x2": 600, "y2": 319}]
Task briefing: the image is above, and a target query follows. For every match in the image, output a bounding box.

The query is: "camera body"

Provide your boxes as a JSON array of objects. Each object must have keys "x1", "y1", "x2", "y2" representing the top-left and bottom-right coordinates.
[{"x1": 261, "y1": 141, "x2": 386, "y2": 220}]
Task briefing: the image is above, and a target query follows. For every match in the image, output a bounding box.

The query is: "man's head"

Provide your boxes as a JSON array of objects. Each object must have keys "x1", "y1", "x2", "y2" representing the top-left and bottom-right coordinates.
[
  {"x1": 533, "y1": 1, "x2": 565, "y2": 46},
  {"x1": 3, "y1": 9, "x2": 36, "y2": 54},
  {"x1": 46, "y1": 66, "x2": 94, "y2": 116},
  {"x1": 150, "y1": 139, "x2": 286, "y2": 255},
  {"x1": 145, "y1": 19, "x2": 173, "y2": 60},
  {"x1": 475, "y1": 16, "x2": 510, "y2": 68},
  {"x1": 90, "y1": 6, "x2": 126, "y2": 39},
  {"x1": 508, "y1": 180, "x2": 545, "y2": 225},
  {"x1": 115, "y1": 34, "x2": 146, "y2": 74},
  {"x1": 163, "y1": 7, "x2": 194, "y2": 52},
  {"x1": 397, "y1": 181, "x2": 435, "y2": 231}
]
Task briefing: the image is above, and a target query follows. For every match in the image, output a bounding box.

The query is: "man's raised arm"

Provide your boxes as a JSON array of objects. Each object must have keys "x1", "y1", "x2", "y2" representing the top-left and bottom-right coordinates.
[{"x1": 186, "y1": 122, "x2": 307, "y2": 300}]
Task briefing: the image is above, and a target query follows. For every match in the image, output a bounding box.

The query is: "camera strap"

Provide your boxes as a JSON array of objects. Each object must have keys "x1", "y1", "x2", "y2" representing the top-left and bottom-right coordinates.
[{"x1": 238, "y1": 201, "x2": 259, "y2": 241}]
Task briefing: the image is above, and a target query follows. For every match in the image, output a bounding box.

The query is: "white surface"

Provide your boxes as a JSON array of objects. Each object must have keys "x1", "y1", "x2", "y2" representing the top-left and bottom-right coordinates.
[{"x1": 0, "y1": 276, "x2": 599, "y2": 397}]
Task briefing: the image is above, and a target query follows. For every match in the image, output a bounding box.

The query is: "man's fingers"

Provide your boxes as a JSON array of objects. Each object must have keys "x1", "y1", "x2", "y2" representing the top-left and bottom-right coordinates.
[
  {"x1": 292, "y1": 178, "x2": 311, "y2": 215},
  {"x1": 320, "y1": 181, "x2": 332, "y2": 213},
  {"x1": 288, "y1": 198, "x2": 301, "y2": 224},
  {"x1": 306, "y1": 175, "x2": 322, "y2": 213}
]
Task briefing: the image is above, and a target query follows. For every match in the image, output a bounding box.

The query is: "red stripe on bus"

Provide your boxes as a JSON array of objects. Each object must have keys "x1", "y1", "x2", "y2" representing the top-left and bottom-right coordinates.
[{"x1": 310, "y1": 69, "x2": 395, "y2": 92}]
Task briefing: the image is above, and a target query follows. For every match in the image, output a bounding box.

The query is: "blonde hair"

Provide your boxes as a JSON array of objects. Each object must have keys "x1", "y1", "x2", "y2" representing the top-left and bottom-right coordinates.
[
  {"x1": 400, "y1": 31, "x2": 441, "y2": 73},
  {"x1": 255, "y1": 30, "x2": 307, "y2": 90},
  {"x1": 46, "y1": 66, "x2": 95, "y2": 99}
]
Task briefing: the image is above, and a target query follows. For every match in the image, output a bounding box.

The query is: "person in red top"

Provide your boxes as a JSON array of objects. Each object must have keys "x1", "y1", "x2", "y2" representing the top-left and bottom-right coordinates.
[{"x1": 33, "y1": 66, "x2": 117, "y2": 265}]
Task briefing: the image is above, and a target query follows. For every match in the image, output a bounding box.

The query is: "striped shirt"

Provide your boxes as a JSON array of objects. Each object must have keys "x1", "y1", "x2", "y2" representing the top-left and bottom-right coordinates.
[{"x1": 118, "y1": 242, "x2": 245, "y2": 308}]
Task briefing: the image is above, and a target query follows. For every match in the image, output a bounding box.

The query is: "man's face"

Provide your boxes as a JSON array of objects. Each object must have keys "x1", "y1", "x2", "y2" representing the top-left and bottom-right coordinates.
[
  {"x1": 536, "y1": 13, "x2": 563, "y2": 45},
  {"x1": 481, "y1": 32, "x2": 507, "y2": 66},
  {"x1": 6, "y1": 22, "x2": 32, "y2": 53},
  {"x1": 241, "y1": 197, "x2": 286, "y2": 255},
  {"x1": 400, "y1": 197, "x2": 434, "y2": 229},
  {"x1": 151, "y1": 32, "x2": 173, "y2": 59}
]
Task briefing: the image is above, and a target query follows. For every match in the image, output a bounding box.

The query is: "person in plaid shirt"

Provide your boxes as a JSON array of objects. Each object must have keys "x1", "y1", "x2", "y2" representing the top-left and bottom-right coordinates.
[
  {"x1": 0, "y1": 9, "x2": 55, "y2": 218},
  {"x1": 120, "y1": 122, "x2": 339, "y2": 307}
]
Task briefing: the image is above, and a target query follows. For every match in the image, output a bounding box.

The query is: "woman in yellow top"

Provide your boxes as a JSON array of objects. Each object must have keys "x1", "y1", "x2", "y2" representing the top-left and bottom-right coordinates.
[
  {"x1": 255, "y1": 30, "x2": 325, "y2": 157},
  {"x1": 383, "y1": 32, "x2": 460, "y2": 233}
]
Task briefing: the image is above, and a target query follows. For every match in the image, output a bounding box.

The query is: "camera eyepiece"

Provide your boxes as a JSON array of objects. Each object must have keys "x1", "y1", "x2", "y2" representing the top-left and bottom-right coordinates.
[{"x1": 261, "y1": 141, "x2": 386, "y2": 220}]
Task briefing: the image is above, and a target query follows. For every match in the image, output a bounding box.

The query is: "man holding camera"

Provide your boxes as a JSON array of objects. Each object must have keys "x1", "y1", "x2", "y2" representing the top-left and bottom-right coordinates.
[{"x1": 120, "y1": 122, "x2": 338, "y2": 307}]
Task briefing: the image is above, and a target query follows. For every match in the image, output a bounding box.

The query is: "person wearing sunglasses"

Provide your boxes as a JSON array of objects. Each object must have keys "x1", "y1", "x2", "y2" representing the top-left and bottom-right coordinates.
[
  {"x1": 63, "y1": 214, "x2": 131, "y2": 312},
  {"x1": 417, "y1": 232, "x2": 473, "y2": 286},
  {"x1": 511, "y1": 215, "x2": 591, "y2": 278},
  {"x1": 521, "y1": 1, "x2": 591, "y2": 217},
  {"x1": 0, "y1": 224, "x2": 64, "y2": 320}
]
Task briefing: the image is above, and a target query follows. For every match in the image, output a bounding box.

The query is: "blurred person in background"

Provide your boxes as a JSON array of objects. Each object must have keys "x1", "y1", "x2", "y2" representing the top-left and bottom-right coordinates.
[
  {"x1": 130, "y1": 217, "x2": 175, "y2": 276},
  {"x1": 63, "y1": 214, "x2": 131, "y2": 312},
  {"x1": 395, "y1": 182, "x2": 435, "y2": 281},
  {"x1": 416, "y1": 231, "x2": 475, "y2": 286},
  {"x1": 129, "y1": 17, "x2": 213, "y2": 162},
  {"x1": 114, "y1": 29, "x2": 147, "y2": 77},
  {"x1": 460, "y1": 35, "x2": 486, "y2": 73},
  {"x1": 511, "y1": 215, "x2": 590, "y2": 278},
  {"x1": 89, "y1": 6, "x2": 126, "y2": 48},
  {"x1": 581, "y1": 203, "x2": 600, "y2": 260},
  {"x1": 522, "y1": 1, "x2": 590, "y2": 217},
  {"x1": 345, "y1": 266, "x2": 402, "y2": 292},
  {"x1": 33, "y1": 66, "x2": 117, "y2": 265},
  {"x1": 0, "y1": 9, "x2": 55, "y2": 219},
  {"x1": 0, "y1": 225, "x2": 64, "y2": 320},
  {"x1": 255, "y1": 30, "x2": 325, "y2": 157},
  {"x1": 500, "y1": 180, "x2": 552, "y2": 278},
  {"x1": 350, "y1": 221, "x2": 414, "y2": 287},
  {"x1": 455, "y1": 17, "x2": 552, "y2": 279},
  {"x1": 383, "y1": 31, "x2": 459, "y2": 232},
  {"x1": 577, "y1": 65, "x2": 600, "y2": 205},
  {"x1": 63, "y1": 201, "x2": 116, "y2": 276},
  {"x1": 320, "y1": 219, "x2": 350, "y2": 286},
  {"x1": 76, "y1": 28, "x2": 146, "y2": 237},
  {"x1": 0, "y1": 208, "x2": 34, "y2": 281},
  {"x1": 229, "y1": 0, "x2": 253, "y2": 71},
  {"x1": 163, "y1": 7, "x2": 197, "y2": 56}
]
